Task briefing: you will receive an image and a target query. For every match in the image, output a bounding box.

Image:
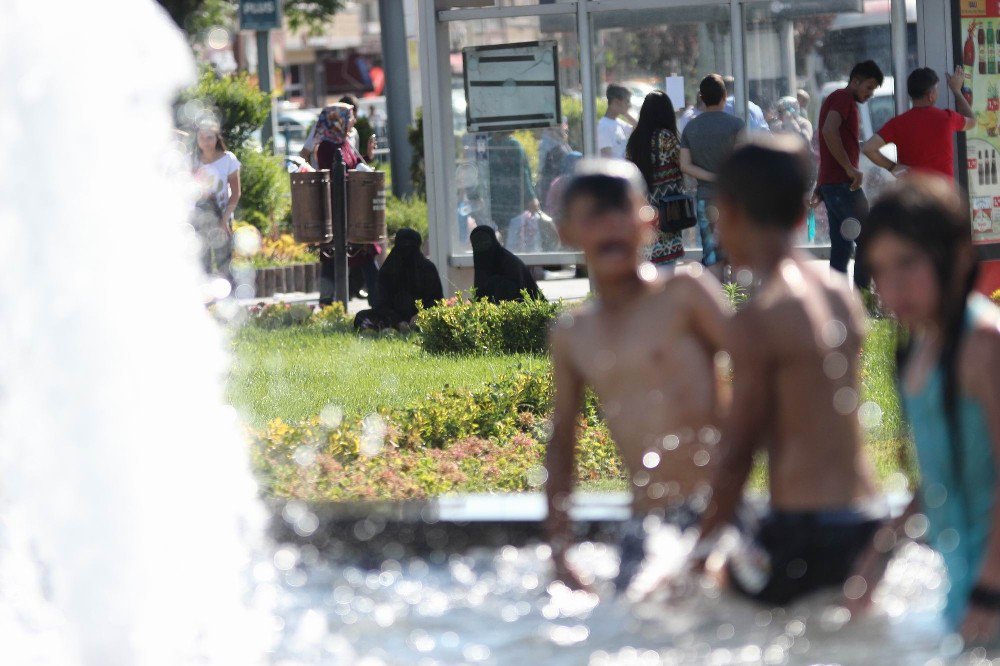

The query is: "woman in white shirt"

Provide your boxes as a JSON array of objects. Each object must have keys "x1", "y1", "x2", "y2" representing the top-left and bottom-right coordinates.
[{"x1": 193, "y1": 122, "x2": 241, "y2": 277}]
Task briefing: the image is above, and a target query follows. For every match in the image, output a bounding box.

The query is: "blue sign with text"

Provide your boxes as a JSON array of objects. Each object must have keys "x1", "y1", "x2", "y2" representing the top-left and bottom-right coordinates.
[{"x1": 239, "y1": 0, "x2": 282, "y2": 31}]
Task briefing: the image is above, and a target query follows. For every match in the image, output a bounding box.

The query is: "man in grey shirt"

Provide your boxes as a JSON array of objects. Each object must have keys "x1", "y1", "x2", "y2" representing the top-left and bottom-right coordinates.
[{"x1": 681, "y1": 74, "x2": 745, "y2": 277}]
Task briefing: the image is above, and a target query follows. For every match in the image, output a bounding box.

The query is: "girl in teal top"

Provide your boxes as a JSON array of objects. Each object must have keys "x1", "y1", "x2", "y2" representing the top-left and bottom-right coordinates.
[{"x1": 859, "y1": 175, "x2": 1000, "y2": 645}]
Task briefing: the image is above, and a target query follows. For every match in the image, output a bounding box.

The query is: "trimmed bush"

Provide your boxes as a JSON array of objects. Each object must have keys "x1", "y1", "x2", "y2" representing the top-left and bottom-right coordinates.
[
  {"x1": 180, "y1": 69, "x2": 270, "y2": 152},
  {"x1": 246, "y1": 302, "x2": 353, "y2": 331},
  {"x1": 416, "y1": 295, "x2": 561, "y2": 355},
  {"x1": 385, "y1": 193, "x2": 429, "y2": 241},
  {"x1": 251, "y1": 371, "x2": 623, "y2": 501},
  {"x1": 236, "y1": 146, "x2": 291, "y2": 234}
]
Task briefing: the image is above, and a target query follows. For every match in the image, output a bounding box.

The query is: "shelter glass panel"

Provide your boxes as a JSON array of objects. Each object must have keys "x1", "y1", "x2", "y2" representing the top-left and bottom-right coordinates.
[
  {"x1": 447, "y1": 14, "x2": 583, "y2": 256},
  {"x1": 591, "y1": 5, "x2": 733, "y2": 252}
]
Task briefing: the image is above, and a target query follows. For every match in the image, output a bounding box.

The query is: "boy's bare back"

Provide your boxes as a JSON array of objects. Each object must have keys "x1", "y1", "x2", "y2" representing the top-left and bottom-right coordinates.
[
  {"x1": 731, "y1": 254, "x2": 877, "y2": 510},
  {"x1": 550, "y1": 272, "x2": 729, "y2": 511}
]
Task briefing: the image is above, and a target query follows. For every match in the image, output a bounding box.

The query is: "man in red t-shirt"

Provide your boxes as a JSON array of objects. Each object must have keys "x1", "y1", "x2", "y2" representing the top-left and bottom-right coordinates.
[
  {"x1": 863, "y1": 67, "x2": 976, "y2": 178},
  {"x1": 814, "y1": 60, "x2": 884, "y2": 290}
]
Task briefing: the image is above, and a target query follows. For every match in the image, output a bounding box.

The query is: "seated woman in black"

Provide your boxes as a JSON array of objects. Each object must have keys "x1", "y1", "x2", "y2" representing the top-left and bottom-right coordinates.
[
  {"x1": 354, "y1": 228, "x2": 443, "y2": 330},
  {"x1": 470, "y1": 225, "x2": 544, "y2": 303}
]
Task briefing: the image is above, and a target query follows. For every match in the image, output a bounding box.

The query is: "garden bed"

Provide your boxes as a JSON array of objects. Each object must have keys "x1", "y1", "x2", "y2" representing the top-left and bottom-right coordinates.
[
  {"x1": 229, "y1": 319, "x2": 909, "y2": 502},
  {"x1": 248, "y1": 263, "x2": 319, "y2": 297}
]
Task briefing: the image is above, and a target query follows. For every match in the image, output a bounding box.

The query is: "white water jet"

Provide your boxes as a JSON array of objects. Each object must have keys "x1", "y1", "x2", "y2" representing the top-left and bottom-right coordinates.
[{"x1": 0, "y1": 1, "x2": 268, "y2": 663}]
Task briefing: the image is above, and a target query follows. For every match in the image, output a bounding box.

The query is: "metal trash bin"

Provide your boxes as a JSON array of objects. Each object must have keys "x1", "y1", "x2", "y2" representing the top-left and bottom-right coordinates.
[
  {"x1": 290, "y1": 170, "x2": 333, "y2": 244},
  {"x1": 346, "y1": 170, "x2": 387, "y2": 244}
]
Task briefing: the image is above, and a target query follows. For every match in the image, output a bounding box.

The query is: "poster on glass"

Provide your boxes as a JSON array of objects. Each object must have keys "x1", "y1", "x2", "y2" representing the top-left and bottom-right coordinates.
[{"x1": 961, "y1": 0, "x2": 1000, "y2": 244}]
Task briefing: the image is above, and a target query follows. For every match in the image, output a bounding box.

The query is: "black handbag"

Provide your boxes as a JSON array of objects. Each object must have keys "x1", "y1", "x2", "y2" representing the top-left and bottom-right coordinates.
[{"x1": 656, "y1": 193, "x2": 697, "y2": 234}]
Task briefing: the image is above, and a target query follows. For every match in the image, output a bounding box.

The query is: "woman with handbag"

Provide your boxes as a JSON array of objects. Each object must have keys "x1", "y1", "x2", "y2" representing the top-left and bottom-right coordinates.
[{"x1": 626, "y1": 91, "x2": 692, "y2": 276}]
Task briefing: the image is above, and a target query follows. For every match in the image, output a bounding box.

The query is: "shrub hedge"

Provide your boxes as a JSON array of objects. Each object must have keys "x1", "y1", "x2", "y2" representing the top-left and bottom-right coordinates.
[
  {"x1": 235, "y1": 146, "x2": 291, "y2": 235},
  {"x1": 251, "y1": 371, "x2": 621, "y2": 501},
  {"x1": 385, "y1": 193, "x2": 429, "y2": 241},
  {"x1": 416, "y1": 295, "x2": 561, "y2": 356},
  {"x1": 246, "y1": 302, "x2": 353, "y2": 332}
]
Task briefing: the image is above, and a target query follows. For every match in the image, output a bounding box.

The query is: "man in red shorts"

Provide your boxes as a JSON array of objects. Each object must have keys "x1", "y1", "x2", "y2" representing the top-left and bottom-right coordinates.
[{"x1": 863, "y1": 67, "x2": 976, "y2": 179}]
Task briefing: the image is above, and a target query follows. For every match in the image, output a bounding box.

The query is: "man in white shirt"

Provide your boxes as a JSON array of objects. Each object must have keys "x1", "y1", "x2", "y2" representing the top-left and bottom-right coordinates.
[{"x1": 597, "y1": 84, "x2": 636, "y2": 160}]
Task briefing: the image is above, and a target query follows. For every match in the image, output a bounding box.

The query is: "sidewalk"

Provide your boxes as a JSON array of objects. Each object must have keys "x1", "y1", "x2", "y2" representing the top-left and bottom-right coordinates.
[
  {"x1": 237, "y1": 268, "x2": 594, "y2": 314},
  {"x1": 237, "y1": 258, "x2": 847, "y2": 314}
]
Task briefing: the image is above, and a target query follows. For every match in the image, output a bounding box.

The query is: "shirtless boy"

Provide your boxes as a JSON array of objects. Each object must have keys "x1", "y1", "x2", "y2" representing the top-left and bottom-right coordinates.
[
  {"x1": 545, "y1": 159, "x2": 731, "y2": 591},
  {"x1": 695, "y1": 136, "x2": 882, "y2": 605}
]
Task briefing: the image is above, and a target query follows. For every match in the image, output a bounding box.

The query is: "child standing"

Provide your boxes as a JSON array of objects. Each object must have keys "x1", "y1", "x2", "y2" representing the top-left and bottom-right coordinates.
[
  {"x1": 856, "y1": 175, "x2": 1000, "y2": 644},
  {"x1": 544, "y1": 160, "x2": 731, "y2": 591},
  {"x1": 693, "y1": 136, "x2": 883, "y2": 605}
]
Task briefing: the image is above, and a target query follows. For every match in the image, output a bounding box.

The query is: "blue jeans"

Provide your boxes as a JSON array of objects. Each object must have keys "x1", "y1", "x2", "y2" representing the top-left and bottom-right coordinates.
[
  {"x1": 819, "y1": 183, "x2": 870, "y2": 290},
  {"x1": 696, "y1": 198, "x2": 724, "y2": 267}
]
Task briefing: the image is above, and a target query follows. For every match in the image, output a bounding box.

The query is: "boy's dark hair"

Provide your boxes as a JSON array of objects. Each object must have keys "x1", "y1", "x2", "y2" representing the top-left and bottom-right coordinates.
[
  {"x1": 907, "y1": 67, "x2": 939, "y2": 99},
  {"x1": 338, "y1": 94, "x2": 359, "y2": 109},
  {"x1": 606, "y1": 84, "x2": 630, "y2": 103},
  {"x1": 560, "y1": 158, "x2": 647, "y2": 224},
  {"x1": 699, "y1": 74, "x2": 727, "y2": 107},
  {"x1": 716, "y1": 135, "x2": 811, "y2": 230},
  {"x1": 849, "y1": 60, "x2": 885, "y2": 86}
]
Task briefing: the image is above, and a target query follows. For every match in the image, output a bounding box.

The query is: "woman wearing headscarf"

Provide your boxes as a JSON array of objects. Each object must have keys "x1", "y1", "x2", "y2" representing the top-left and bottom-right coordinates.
[
  {"x1": 312, "y1": 103, "x2": 381, "y2": 306},
  {"x1": 470, "y1": 225, "x2": 544, "y2": 303},
  {"x1": 354, "y1": 228, "x2": 443, "y2": 330}
]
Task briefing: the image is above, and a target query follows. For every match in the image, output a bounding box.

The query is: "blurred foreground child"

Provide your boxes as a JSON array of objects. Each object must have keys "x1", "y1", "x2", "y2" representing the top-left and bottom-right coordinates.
[
  {"x1": 693, "y1": 136, "x2": 882, "y2": 605},
  {"x1": 855, "y1": 176, "x2": 1000, "y2": 644},
  {"x1": 545, "y1": 159, "x2": 730, "y2": 592}
]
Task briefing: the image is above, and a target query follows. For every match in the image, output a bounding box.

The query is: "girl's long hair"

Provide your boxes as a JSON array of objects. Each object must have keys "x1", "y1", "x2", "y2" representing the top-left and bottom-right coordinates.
[
  {"x1": 859, "y1": 175, "x2": 978, "y2": 486},
  {"x1": 625, "y1": 90, "x2": 677, "y2": 187}
]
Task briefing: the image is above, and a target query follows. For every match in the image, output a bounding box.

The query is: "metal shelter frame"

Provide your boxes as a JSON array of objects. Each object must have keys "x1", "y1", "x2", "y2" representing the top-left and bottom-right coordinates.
[{"x1": 419, "y1": 0, "x2": 952, "y2": 292}]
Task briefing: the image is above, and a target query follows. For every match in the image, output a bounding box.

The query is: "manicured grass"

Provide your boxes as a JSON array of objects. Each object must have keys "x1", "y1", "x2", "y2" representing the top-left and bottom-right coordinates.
[
  {"x1": 859, "y1": 319, "x2": 914, "y2": 483},
  {"x1": 232, "y1": 317, "x2": 912, "y2": 500},
  {"x1": 228, "y1": 327, "x2": 549, "y2": 427}
]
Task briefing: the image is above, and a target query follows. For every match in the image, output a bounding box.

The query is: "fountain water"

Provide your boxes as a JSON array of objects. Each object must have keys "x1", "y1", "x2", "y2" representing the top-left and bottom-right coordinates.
[{"x1": 0, "y1": 1, "x2": 268, "y2": 663}]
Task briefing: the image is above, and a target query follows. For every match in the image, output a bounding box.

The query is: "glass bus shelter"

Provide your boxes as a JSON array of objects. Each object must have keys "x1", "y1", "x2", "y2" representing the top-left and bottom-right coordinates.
[{"x1": 418, "y1": 0, "x2": 957, "y2": 292}]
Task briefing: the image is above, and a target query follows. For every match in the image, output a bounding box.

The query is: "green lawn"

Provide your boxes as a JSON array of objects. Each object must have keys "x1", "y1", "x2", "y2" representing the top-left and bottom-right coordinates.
[
  {"x1": 228, "y1": 327, "x2": 549, "y2": 427},
  {"x1": 231, "y1": 318, "x2": 913, "y2": 499}
]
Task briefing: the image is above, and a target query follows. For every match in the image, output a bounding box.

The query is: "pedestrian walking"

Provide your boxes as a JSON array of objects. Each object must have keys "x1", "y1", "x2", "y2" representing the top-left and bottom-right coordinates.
[
  {"x1": 192, "y1": 120, "x2": 241, "y2": 280},
  {"x1": 599, "y1": 84, "x2": 636, "y2": 160},
  {"x1": 626, "y1": 90, "x2": 686, "y2": 275},
  {"x1": 680, "y1": 74, "x2": 745, "y2": 279},
  {"x1": 814, "y1": 60, "x2": 884, "y2": 290}
]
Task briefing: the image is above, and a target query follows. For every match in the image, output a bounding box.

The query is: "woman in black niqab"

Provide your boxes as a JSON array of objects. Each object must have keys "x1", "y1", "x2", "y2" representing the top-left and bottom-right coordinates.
[
  {"x1": 354, "y1": 228, "x2": 443, "y2": 330},
  {"x1": 470, "y1": 225, "x2": 544, "y2": 303}
]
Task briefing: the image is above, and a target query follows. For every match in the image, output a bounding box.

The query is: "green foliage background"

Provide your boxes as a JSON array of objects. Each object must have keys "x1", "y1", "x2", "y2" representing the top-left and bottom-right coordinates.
[{"x1": 179, "y1": 69, "x2": 271, "y2": 152}]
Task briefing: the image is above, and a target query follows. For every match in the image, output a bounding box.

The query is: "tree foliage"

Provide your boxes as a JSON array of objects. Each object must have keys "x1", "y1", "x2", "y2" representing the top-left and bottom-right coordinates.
[
  {"x1": 157, "y1": 0, "x2": 345, "y2": 37},
  {"x1": 178, "y1": 68, "x2": 271, "y2": 151}
]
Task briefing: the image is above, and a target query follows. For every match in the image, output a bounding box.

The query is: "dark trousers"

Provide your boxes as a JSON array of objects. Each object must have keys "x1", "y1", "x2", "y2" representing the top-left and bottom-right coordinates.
[
  {"x1": 319, "y1": 245, "x2": 337, "y2": 306},
  {"x1": 350, "y1": 258, "x2": 380, "y2": 307},
  {"x1": 819, "y1": 183, "x2": 870, "y2": 290}
]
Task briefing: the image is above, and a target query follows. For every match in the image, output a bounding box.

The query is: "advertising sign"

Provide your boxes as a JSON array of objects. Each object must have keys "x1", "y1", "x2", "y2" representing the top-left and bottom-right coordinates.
[
  {"x1": 960, "y1": 0, "x2": 1000, "y2": 244},
  {"x1": 462, "y1": 41, "x2": 561, "y2": 133}
]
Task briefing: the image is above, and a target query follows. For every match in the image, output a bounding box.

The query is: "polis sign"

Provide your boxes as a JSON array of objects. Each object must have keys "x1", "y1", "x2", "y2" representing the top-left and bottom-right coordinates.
[{"x1": 239, "y1": 0, "x2": 282, "y2": 31}]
